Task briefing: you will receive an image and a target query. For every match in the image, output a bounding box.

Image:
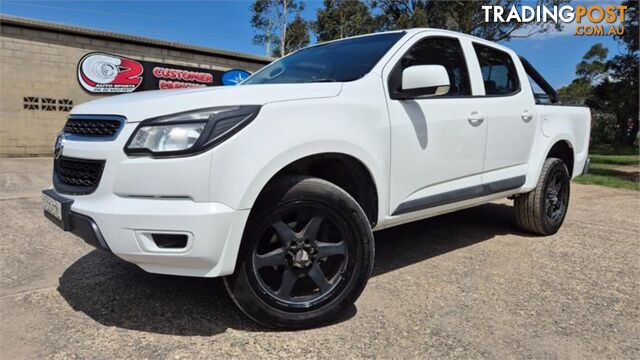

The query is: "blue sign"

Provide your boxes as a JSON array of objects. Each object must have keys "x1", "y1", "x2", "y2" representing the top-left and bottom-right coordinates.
[{"x1": 222, "y1": 69, "x2": 251, "y2": 86}]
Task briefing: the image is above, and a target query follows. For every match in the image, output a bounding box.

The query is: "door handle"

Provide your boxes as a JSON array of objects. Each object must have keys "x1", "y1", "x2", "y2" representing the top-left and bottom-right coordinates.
[
  {"x1": 468, "y1": 111, "x2": 484, "y2": 127},
  {"x1": 521, "y1": 110, "x2": 533, "y2": 123}
]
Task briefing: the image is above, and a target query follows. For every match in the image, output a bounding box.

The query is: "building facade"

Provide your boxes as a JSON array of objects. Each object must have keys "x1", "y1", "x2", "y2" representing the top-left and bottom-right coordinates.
[{"x1": 0, "y1": 16, "x2": 271, "y2": 156}]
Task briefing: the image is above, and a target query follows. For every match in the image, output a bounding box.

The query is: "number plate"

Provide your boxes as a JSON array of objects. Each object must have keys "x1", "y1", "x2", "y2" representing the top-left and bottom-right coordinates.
[{"x1": 42, "y1": 192, "x2": 62, "y2": 221}]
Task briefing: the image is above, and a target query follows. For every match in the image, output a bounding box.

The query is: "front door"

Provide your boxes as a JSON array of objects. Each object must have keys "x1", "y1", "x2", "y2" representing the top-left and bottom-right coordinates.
[{"x1": 385, "y1": 35, "x2": 488, "y2": 215}]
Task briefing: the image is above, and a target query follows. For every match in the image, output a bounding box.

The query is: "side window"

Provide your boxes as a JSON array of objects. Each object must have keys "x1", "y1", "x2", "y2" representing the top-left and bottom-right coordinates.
[
  {"x1": 520, "y1": 56, "x2": 559, "y2": 104},
  {"x1": 398, "y1": 37, "x2": 471, "y2": 96},
  {"x1": 473, "y1": 44, "x2": 520, "y2": 95},
  {"x1": 528, "y1": 75, "x2": 552, "y2": 104}
]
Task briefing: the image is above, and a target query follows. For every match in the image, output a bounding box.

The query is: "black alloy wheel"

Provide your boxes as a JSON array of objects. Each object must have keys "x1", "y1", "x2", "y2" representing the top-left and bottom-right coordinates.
[
  {"x1": 251, "y1": 210, "x2": 350, "y2": 309},
  {"x1": 515, "y1": 157, "x2": 571, "y2": 235},
  {"x1": 224, "y1": 176, "x2": 374, "y2": 329},
  {"x1": 544, "y1": 168, "x2": 569, "y2": 224}
]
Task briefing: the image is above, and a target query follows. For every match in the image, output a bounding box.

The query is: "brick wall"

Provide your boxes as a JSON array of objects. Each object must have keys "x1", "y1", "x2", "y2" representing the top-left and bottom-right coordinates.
[{"x1": 0, "y1": 21, "x2": 268, "y2": 156}]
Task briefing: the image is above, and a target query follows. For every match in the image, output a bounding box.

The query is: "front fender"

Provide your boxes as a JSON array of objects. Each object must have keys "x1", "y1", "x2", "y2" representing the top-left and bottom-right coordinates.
[
  {"x1": 206, "y1": 97, "x2": 390, "y2": 276},
  {"x1": 207, "y1": 97, "x2": 390, "y2": 219},
  {"x1": 237, "y1": 140, "x2": 384, "y2": 212}
]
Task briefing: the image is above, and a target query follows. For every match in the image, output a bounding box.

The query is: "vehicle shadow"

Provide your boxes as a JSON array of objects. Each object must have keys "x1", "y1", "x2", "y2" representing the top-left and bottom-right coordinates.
[
  {"x1": 57, "y1": 202, "x2": 527, "y2": 335},
  {"x1": 372, "y1": 202, "x2": 530, "y2": 277}
]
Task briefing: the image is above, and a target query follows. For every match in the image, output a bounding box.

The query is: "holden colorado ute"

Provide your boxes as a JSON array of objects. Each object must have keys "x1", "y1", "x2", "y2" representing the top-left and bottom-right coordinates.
[{"x1": 43, "y1": 29, "x2": 591, "y2": 329}]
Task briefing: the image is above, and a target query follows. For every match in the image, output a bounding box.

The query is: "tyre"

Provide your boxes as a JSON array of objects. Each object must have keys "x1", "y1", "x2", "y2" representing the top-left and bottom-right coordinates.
[
  {"x1": 224, "y1": 176, "x2": 374, "y2": 329},
  {"x1": 515, "y1": 157, "x2": 571, "y2": 235}
]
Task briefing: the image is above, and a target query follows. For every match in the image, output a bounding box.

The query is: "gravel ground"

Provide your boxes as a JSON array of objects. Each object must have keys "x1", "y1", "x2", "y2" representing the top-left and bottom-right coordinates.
[{"x1": 0, "y1": 157, "x2": 638, "y2": 359}]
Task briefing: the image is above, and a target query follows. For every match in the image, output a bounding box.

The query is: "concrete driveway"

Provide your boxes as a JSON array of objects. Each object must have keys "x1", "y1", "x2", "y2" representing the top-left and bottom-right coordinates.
[{"x1": 1, "y1": 157, "x2": 638, "y2": 359}]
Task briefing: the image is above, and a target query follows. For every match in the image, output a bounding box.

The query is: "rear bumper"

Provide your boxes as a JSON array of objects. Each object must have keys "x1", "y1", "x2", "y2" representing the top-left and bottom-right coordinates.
[
  {"x1": 582, "y1": 157, "x2": 591, "y2": 175},
  {"x1": 44, "y1": 189, "x2": 250, "y2": 277}
]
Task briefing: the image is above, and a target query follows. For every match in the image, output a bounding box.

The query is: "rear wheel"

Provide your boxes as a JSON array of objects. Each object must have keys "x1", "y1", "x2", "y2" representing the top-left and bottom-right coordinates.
[
  {"x1": 515, "y1": 157, "x2": 571, "y2": 235},
  {"x1": 224, "y1": 176, "x2": 374, "y2": 329}
]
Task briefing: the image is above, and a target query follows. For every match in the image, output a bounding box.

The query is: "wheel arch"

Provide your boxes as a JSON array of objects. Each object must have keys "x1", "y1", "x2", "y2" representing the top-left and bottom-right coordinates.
[
  {"x1": 546, "y1": 139, "x2": 575, "y2": 174},
  {"x1": 247, "y1": 152, "x2": 380, "y2": 227},
  {"x1": 523, "y1": 134, "x2": 577, "y2": 192},
  {"x1": 217, "y1": 149, "x2": 381, "y2": 278}
]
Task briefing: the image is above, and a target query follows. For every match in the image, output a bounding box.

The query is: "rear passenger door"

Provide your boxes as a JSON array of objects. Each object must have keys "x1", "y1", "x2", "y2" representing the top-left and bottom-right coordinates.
[
  {"x1": 384, "y1": 34, "x2": 488, "y2": 216},
  {"x1": 470, "y1": 43, "x2": 538, "y2": 184}
]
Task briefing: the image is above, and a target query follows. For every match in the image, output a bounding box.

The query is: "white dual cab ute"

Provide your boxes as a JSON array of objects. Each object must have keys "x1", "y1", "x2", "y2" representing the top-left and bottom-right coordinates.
[{"x1": 43, "y1": 29, "x2": 590, "y2": 328}]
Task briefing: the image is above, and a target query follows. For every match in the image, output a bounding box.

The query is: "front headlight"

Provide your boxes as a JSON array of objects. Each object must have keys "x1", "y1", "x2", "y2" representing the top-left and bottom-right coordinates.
[
  {"x1": 128, "y1": 123, "x2": 206, "y2": 152},
  {"x1": 125, "y1": 105, "x2": 261, "y2": 157}
]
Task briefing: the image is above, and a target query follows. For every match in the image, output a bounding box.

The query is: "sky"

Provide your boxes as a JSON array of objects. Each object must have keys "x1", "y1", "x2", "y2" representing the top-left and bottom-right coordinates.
[{"x1": 0, "y1": 0, "x2": 625, "y2": 88}]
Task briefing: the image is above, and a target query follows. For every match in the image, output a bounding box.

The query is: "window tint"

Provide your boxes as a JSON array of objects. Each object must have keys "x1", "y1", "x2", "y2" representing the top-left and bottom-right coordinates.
[
  {"x1": 473, "y1": 44, "x2": 519, "y2": 95},
  {"x1": 527, "y1": 75, "x2": 552, "y2": 104},
  {"x1": 243, "y1": 32, "x2": 404, "y2": 85},
  {"x1": 520, "y1": 56, "x2": 559, "y2": 104},
  {"x1": 398, "y1": 37, "x2": 471, "y2": 96}
]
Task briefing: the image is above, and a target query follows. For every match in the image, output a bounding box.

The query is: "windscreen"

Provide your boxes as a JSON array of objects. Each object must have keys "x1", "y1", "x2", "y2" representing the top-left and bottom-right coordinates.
[{"x1": 243, "y1": 32, "x2": 405, "y2": 85}]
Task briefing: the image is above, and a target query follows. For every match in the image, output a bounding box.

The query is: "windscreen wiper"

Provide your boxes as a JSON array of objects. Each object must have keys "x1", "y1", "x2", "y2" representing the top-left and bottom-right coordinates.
[{"x1": 305, "y1": 78, "x2": 337, "y2": 83}]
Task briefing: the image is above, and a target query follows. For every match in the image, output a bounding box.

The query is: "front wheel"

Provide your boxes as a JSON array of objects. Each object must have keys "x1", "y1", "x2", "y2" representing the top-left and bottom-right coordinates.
[
  {"x1": 515, "y1": 157, "x2": 571, "y2": 235},
  {"x1": 224, "y1": 176, "x2": 374, "y2": 329}
]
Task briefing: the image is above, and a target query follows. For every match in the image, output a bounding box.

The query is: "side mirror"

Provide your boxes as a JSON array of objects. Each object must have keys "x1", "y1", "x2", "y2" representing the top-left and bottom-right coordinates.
[{"x1": 401, "y1": 65, "x2": 450, "y2": 98}]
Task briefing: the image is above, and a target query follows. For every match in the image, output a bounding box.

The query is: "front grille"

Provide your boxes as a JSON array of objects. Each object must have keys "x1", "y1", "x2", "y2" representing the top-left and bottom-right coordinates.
[
  {"x1": 53, "y1": 157, "x2": 105, "y2": 195},
  {"x1": 63, "y1": 116, "x2": 124, "y2": 138}
]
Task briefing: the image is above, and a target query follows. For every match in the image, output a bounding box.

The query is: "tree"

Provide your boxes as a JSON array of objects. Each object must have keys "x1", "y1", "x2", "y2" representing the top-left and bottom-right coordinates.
[
  {"x1": 558, "y1": 1, "x2": 638, "y2": 148},
  {"x1": 589, "y1": 0, "x2": 639, "y2": 146},
  {"x1": 313, "y1": 0, "x2": 375, "y2": 42},
  {"x1": 559, "y1": 31, "x2": 636, "y2": 146},
  {"x1": 602, "y1": 52, "x2": 639, "y2": 146},
  {"x1": 609, "y1": 0, "x2": 639, "y2": 145},
  {"x1": 616, "y1": 0, "x2": 638, "y2": 53},
  {"x1": 575, "y1": 43, "x2": 608, "y2": 84},
  {"x1": 557, "y1": 79, "x2": 592, "y2": 105},
  {"x1": 557, "y1": 42, "x2": 609, "y2": 105},
  {"x1": 251, "y1": 0, "x2": 309, "y2": 57},
  {"x1": 271, "y1": 14, "x2": 310, "y2": 57},
  {"x1": 371, "y1": 0, "x2": 567, "y2": 41}
]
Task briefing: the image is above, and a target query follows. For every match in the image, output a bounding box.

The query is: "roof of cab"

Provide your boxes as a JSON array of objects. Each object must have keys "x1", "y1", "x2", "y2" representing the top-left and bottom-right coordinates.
[{"x1": 307, "y1": 28, "x2": 516, "y2": 56}]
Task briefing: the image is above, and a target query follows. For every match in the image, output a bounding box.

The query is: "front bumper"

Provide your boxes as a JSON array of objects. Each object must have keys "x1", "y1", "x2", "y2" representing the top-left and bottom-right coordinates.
[
  {"x1": 43, "y1": 188, "x2": 250, "y2": 277},
  {"x1": 46, "y1": 117, "x2": 252, "y2": 278},
  {"x1": 43, "y1": 189, "x2": 110, "y2": 251}
]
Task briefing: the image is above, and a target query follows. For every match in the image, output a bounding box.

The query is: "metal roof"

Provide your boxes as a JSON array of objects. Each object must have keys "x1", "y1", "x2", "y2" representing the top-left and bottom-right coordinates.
[{"x1": 0, "y1": 15, "x2": 273, "y2": 64}]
